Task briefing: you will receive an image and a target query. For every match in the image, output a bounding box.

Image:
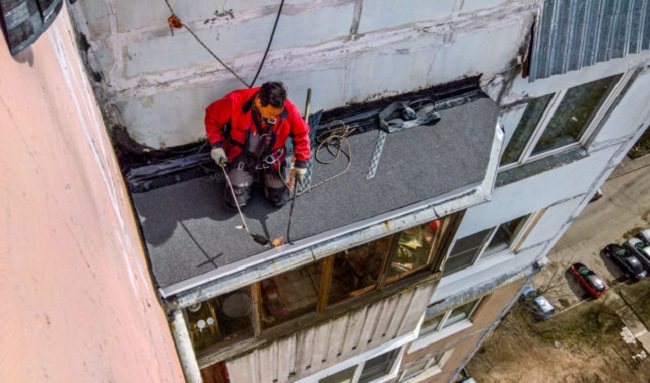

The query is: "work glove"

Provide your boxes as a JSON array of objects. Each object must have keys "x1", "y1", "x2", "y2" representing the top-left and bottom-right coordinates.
[
  {"x1": 295, "y1": 167, "x2": 307, "y2": 185},
  {"x1": 211, "y1": 147, "x2": 227, "y2": 166}
]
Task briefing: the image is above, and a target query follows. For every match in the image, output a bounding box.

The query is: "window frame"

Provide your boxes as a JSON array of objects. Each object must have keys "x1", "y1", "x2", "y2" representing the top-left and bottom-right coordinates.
[
  {"x1": 477, "y1": 214, "x2": 532, "y2": 260},
  {"x1": 190, "y1": 213, "x2": 464, "y2": 360},
  {"x1": 442, "y1": 214, "x2": 534, "y2": 276},
  {"x1": 418, "y1": 297, "x2": 484, "y2": 337},
  {"x1": 318, "y1": 347, "x2": 405, "y2": 383},
  {"x1": 499, "y1": 71, "x2": 633, "y2": 171},
  {"x1": 397, "y1": 349, "x2": 454, "y2": 382}
]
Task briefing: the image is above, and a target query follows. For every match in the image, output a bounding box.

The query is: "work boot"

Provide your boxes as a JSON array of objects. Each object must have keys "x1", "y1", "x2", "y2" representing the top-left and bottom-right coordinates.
[
  {"x1": 263, "y1": 171, "x2": 289, "y2": 207},
  {"x1": 224, "y1": 164, "x2": 253, "y2": 208}
]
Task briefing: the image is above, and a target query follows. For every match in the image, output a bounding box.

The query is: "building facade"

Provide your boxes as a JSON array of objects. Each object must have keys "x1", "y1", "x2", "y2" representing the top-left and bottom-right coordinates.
[{"x1": 4, "y1": 0, "x2": 649, "y2": 382}]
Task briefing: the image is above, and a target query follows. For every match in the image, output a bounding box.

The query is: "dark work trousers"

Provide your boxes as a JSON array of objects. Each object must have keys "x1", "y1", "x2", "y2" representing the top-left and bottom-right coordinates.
[
  {"x1": 223, "y1": 124, "x2": 290, "y2": 208},
  {"x1": 224, "y1": 161, "x2": 289, "y2": 208}
]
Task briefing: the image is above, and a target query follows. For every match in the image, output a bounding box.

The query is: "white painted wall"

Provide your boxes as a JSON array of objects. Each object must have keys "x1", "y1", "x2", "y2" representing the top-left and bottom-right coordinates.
[
  {"x1": 433, "y1": 58, "x2": 650, "y2": 303},
  {"x1": 72, "y1": 0, "x2": 537, "y2": 148},
  {"x1": 456, "y1": 145, "x2": 619, "y2": 238}
]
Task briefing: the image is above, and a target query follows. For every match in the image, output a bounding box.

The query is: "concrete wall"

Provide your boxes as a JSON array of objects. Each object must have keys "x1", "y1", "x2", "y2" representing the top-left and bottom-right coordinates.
[
  {"x1": 401, "y1": 279, "x2": 523, "y2": 382},
  {"x1": 71, "y1": 0, "x2": 537, "y2": 148},
  {"x1": 0, "y1": 7, "x2": 183, "y2": 383},
  {"x1": 434, "y1": 61, "x2": 650, "y2": 304}
]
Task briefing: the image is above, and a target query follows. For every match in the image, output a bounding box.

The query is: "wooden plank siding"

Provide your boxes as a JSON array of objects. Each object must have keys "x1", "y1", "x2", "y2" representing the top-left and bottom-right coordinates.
[{"x1": 226, "y1": 283, "x2": 436, "y2": 383}]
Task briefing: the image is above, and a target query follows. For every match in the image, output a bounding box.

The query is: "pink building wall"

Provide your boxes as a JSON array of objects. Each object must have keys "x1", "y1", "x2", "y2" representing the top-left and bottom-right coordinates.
[{"x1": 0, "y1": 6, "x2": 184, "y2": 383}]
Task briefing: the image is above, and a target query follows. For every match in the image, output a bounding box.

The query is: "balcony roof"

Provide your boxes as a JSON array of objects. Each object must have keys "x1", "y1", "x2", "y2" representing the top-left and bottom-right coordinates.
[{"x1": 132, "y1": 88, "x2": 501, "y2": 299}]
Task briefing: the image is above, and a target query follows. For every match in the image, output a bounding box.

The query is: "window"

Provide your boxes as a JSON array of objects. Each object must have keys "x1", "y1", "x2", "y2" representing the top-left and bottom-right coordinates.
[
  {"x1": 327, "y1": 218, "x2": 450, "y2": 306},
  {"x1": 500, "y1": 74, "x2": 625, "y2": 169},
  {"x1": 319, "y1": 366, "x2": 356, "y2": 383},
  {"x1": 184, "y1": 213, "x2": 463, "y2": 354},
  {"x1": 443, "y1": 300, "x2": 479, "y2": 328},
  {"x1": 481, "y1": 215, "x2": 528, "y2": 258},
  {"x1": 442, "y1": 229, "x2": 491, "y2": 275},
  {"x1": 185, "y1": 287, "x2": 254, "y2": 353},
  {"x1": 329, "y1": 236, "x2": 393, "y2": 304},
  {"x1": 419, "y1": 298, "x2": 483, "y2": 337},
  {"x1": 398, "y1": 350, "x2": 454, "y2": 382},
  {"x1": 501, "y1": 95, "x2": 553, "y2": 165},
  {"x1": 261, "y1": 261, "x2": 322, "y2": 327},
  {"x1": 319, "y1": 349, "x2": 402, "y2": 383},
  {"x1": 419, "y1": 312, "x2": 445, "y2": 335},
  {"x1": 442, "y1": 215, "x2": 530, "y2": 276},
  {"x1": 358, "y1": 349, "x2": 401, "y2": 383}
]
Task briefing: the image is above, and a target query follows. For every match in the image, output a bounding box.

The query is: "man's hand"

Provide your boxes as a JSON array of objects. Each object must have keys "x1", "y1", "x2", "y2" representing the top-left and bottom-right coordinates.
[
  {"x1": 211, "y1": 147, "x2": 227, "y2": 166},
  {"x1": 295, "y1": 167, "x2": 307, "y2": 185}
]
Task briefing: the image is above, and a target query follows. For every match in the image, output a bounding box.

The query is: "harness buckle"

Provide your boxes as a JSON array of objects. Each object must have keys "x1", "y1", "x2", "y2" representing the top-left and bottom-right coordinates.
[{"x1": 263, "y1": 147, "x2": 285, "y2": 165}]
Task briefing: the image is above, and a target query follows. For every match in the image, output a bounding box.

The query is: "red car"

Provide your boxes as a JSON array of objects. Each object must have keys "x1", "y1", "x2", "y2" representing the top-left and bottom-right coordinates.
[{"x1": 568, "y1": 262, "x2": 607, "y2": 298}]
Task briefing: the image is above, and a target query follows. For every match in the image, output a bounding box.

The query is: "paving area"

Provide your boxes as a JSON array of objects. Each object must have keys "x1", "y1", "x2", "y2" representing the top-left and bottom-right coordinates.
[
  {"x1": 467, "y1": 154, "x2": 650, "y2": 382},
  {"x1": 534, "y1": 153, "x2": 650, "y2": 350}
]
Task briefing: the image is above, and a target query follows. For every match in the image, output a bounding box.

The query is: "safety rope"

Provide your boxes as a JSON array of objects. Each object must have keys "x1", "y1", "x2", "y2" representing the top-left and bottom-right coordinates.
[
  {"x1": 297, "y1": 120, "x2": 355, "y2": 196},
  {"x1": 163, "y1": 0, "x2": 284, "y2": 89},
  {"x1": 161, "y1": 2, "x2": 355, "y2": 196}
]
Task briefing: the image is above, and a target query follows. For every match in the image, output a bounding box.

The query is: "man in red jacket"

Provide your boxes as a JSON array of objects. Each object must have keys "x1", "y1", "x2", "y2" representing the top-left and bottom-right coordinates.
[{"x1": 205, "y1": 82, "x2": 311, "y2": 208}]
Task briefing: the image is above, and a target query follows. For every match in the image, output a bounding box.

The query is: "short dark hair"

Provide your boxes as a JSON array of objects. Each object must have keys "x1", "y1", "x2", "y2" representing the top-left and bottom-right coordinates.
[{"x1": 258, "y1": 82, "x2": 287, "y2": 108}]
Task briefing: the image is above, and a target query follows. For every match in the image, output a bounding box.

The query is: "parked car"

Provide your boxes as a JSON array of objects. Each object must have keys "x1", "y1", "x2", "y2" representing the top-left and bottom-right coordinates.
[
  {"x1": 603, "y1": 243, "x2": 647, "y2": 280},
  {"x1": 521, "y1": 286, "x2": 555, "y2": 320},
  {"x1": 568, "y1": 262, "x2": 607, "y2": 298},
  {"x1": 637, "y1": 228, "x2": 650, "y2": 244},
  {"x1": 626, "y1": 238, "x2": 650, "y2": 271}
]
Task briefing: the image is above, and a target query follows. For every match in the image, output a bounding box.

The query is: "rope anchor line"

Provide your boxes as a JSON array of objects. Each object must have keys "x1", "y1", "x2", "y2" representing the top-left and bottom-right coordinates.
[{"x1": 162, "y1": 0, "x2": 285, "y2": 89}]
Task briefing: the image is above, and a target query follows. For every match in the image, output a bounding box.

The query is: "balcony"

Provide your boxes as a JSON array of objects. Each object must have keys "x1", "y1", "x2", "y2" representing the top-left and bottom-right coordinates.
[{"x1": 130, "y1": 79, "x2": 503, "y2": 304}]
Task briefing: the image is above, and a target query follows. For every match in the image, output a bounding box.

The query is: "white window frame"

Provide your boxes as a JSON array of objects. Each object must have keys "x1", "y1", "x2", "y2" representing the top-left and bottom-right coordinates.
[
  {"x1": 409, "y1": 298, "x2": 483, "y2": 353},
  {"x1": 398, "y1": 349, "x2": 454, "y2": 383},
  {"x1": 421, "y1": 297, "x2": 483, "y2": 336},
  {"x1": 499, "y1": 70, "x2": 634, "y2": 171},
  {"x1": 477, "y1": 214, "x2": 533, "y2": 260},
  {"x1": 316, "y1": 347, "x2": 405, "y2": 383},
  {"x1": 444, "y1": 214, "x2": 534, "y2": 276}
]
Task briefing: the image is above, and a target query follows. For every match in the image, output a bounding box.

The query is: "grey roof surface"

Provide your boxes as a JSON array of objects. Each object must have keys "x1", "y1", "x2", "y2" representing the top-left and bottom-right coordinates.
[
  {"x1": 530, "y1": 0, "x2": 650, "y2": 81},
  {"x1": 133, "y1": 97, "x2": 499, "y2": 288}
]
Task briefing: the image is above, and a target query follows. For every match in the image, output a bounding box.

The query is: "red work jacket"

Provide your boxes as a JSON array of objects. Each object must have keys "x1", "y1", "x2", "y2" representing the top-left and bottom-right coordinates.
[{"x1": 205, "y1": 87, "x2": 311, "y2": 168}]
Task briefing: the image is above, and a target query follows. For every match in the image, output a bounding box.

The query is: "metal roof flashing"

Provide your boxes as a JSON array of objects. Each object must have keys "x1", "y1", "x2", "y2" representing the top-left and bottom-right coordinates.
[{"x1": 131, "y1": 94, "x2": 503, "y2": 304}]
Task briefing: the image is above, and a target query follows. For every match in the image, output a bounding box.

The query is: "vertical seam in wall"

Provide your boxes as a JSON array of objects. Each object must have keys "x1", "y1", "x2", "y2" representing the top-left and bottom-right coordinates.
[{"x1": 349, "y1": 0, "x2": 363, "y2": 37}]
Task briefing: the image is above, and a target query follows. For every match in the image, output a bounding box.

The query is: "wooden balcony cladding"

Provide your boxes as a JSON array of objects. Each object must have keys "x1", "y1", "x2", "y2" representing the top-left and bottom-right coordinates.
[{"x1": 225, "y1": 283, "x2": 435, "y2": 383}]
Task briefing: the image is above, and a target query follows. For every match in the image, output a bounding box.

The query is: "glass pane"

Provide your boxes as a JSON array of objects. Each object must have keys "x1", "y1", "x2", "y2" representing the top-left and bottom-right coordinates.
[
  {"x1": 359, "y1": 349, "x2": 399, "y2": 383},
  {"x1": 449, "y1": 229, "x2": 491, "y2": 256},
  {"x1": 420, "y1": 312, "x2": 445, "y2": 335},
  {"x1": 329, "y1": 235, "x2": 392, "y2": 304},
  {"x1": 442, "y1": 299, "x2": 480, "y2": 328},
  {"x1": 501, "y1": 94, "x2": 554, "y2": 165},
  {"x1": 261, "y1": 262, "x2": 321, "y2": 327},
  {"x1": 401, "y1": 359, "x2": 428, "y2": 380},
  {"x1": 319, "y1": 366, "x2": 356, "y2": 383},
  {"x1": 387, "y1": 222, "x2": 439, "y2": 279},
  {"x1": 443, "y1": 229, "x2": 491, "y2": 276},
  {"x1": 430, "y1": 352, "x2": 444, "y2": 367},
  {"x1": 186, "y1": 287, "x2": 253, "y2": 352},
  {"x1": 483, "y1": 215, "x2": 528, "y2": 257},
  {"x1": 532, "y1": 74, "x2": 622, "y2": 155}
]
